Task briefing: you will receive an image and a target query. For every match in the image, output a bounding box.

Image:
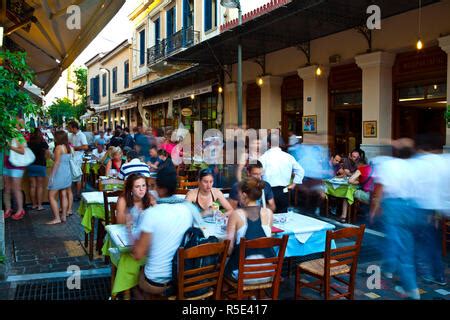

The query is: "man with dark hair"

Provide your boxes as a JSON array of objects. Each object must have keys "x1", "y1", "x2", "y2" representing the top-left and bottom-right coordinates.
[
  {"x1": 229, "y1": 160, "x2": 276, "y2": 212},
  {"x1": 343, "y1": 149, "x2": 361, "y2": 176},
  {"x1": 68, "y1": 121, "x2": 88, "y2": 201},
  {"x1": 132, "y1": 166, "x2": 201, "y2": 299},
  {"x1": 121, "y1": 127, "x2": 136, "y2": 150},
  {"x1": 118, "y1": 150, "x2": 151, "y2": 180}
]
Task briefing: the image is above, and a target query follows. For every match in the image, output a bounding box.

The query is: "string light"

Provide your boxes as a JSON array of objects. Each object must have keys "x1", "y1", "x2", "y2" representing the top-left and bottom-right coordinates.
[
  {"x1": 416, "y1": 38, "x2": 423, "y2": 50},
  {"x1": 257, "y1": 77, "x2": 264, "y2": 86},
  {"x1": 190, "y1": 94, "x2": 195, "y2": 100},
  {"x1": 218, "y1": 86, "x2": 223, "y2": 93},
  {"x1": 417, "y1": 0, "x2": 423, "y2": 50},
  {"x1": 315, "y1": 66, "x2": 322, "y2": 76}
]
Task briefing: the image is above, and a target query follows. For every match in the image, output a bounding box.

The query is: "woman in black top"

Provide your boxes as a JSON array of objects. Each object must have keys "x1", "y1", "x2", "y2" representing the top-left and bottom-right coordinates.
[{"x1": 28, "y1": 129, "x2": 50, "y2": 211}]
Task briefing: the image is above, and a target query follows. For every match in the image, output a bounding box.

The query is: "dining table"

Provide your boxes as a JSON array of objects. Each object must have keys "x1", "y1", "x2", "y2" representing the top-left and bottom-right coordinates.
[{"x1": 104, "y1": 212, "x2": 335, "y2": 296}]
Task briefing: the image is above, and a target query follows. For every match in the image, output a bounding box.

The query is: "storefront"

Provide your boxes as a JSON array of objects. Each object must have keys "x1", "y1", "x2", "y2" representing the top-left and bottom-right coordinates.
[
  {"x1": 328, "y1": 63, "x2": 362, "y2": 156},
  {"x1": 281, "y1": 74, "x2": 303, "y2": 142},
  {"x1": 393, "y1": 46, "x2": 447, "y2": 150}
]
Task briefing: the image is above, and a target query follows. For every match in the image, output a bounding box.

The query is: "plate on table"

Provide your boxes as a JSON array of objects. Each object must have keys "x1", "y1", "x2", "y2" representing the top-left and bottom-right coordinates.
[{"x1": 203, "y1": 216, "x2": 215, "y2": 224}]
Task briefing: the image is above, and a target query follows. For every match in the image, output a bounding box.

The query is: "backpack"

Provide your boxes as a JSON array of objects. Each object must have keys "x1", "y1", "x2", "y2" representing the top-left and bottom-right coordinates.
[{"x1": 172, "y1": 226, "x2": 219, "y2": 297}]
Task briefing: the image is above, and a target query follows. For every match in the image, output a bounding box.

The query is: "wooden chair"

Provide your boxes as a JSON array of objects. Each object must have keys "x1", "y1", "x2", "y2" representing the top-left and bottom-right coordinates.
[
  {"x1": 179, "y1": 181, "x2": 199, "y2": 189},
  {"x1": 294, "y1": 224, "x2": 365, "y2": 300},
  {"x1": 81, "y1": 159, "x2": 89, "y2": 190},
  {"x1": 224, "y1": 235, "x2": 289, "y2": 300},
  {"x1": 442, "y1": 218, "x2": 450, "y2": 257},
  {"x1": 171, "y1": 240, "x2": 230, "y2": 300},
  {"x1": 97, "y1": 190, "x2": 122, "y2": 260}
]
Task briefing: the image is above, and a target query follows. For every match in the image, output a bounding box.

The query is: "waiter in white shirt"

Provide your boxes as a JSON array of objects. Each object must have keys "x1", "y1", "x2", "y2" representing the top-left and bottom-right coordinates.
[
  {"x1": 68, "y1": 121, "x2": 88, "y2": 200},
  {"x1": 259, "y1": 133, "x2": 304, "y2": 213}
]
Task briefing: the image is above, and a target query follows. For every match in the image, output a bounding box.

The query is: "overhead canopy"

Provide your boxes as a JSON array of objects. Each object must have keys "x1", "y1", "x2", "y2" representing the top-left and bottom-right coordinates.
[
  {"x1": 171, "y1": 0, "x2": 439, "y2": 67},
  {"x1": 2, "y1": 0, "x2": 126, "y2": 93}
]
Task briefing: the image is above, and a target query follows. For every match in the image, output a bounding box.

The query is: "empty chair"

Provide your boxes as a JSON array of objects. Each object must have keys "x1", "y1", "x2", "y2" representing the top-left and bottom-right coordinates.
[
  {"x1": 172, "y1": 240, "x2": 230, "y2": 300},
  {"x1": 294, "y1": 225, "x2": 365, "y2": 300},
  {"x1": 224, "y1": 235, "x2": 288, "y2": 300}
]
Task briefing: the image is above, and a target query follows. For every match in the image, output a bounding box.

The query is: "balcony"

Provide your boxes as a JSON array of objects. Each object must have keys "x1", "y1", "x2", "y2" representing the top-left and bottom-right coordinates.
[{"x1": 147, "y1": 26, "x2": 200, "y2": 66}]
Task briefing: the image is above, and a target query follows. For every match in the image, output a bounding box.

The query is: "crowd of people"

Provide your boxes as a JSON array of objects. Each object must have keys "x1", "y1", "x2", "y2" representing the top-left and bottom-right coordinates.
[{"x1": 3, "y1": 120, "x2": 448, "y2": 300}]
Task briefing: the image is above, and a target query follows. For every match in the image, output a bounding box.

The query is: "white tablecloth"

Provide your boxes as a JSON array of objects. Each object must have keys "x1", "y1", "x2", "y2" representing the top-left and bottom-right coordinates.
[
  {"x1": 273, "y1": 213, "x2": 334, "y2": 243},
  {"x1": 81, "y1": 191, "x2": 118, "y2": 204}
]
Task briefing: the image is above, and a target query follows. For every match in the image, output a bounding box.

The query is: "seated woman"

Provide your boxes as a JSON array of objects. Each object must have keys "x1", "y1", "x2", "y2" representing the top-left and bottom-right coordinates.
[
  {"x1": 105, "y1": 147, "x2": 123, "y2": 177},
  {"x1": 116, "y1": 174, "x2": 155, "y2": 240},
  {"x1": 225, "y1": 177, "x2": 274, "y2": 278},
  {"x1": 185, "y1": 168, "x2": 233, "y2": 217},
  {"x1": 339, "y1": 160, "x2": 374, "y2": 223}
]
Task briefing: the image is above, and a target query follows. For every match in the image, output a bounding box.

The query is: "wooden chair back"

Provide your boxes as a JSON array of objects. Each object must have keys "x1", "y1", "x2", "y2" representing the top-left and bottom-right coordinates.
[
  {"x1": 323, "y1": 224, "x2": 365, "y2": 298},
  {"x1": 179, "y1": 180, "x2": 199, "y2": 189},
  {"x1": 236, "y1": 235, "x2": 289, "y2": 300},
  {"x1": 177, "y1": 240, "x2": 230, "y2": 300},
  {"x1": 102, "y1": 190, "x2": 123, "y2": 226}
]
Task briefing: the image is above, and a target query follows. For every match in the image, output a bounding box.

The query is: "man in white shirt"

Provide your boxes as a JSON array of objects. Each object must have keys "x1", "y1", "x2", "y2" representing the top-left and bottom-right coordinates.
[
  {"x1": 68, "y1": 121, "x2": 88, "y2": 200},
  {"x1": 91, "y1": 142, "x2": 106, "y2": 161},
  {"x1": 259, "y1": 134, "x2": 304, "y2": 213},
  {"x1": 118, "y1": 150, "x2": 151, "y2": 180},
  {"x1": 132, "y1": 166, "x2": 200, "y2": 297}
]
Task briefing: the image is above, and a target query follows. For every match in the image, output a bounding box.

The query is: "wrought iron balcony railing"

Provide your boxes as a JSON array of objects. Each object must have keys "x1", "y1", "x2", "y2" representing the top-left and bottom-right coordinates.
[{"x1": 147, "y1": 26, "x2": 200, "y2": 66}]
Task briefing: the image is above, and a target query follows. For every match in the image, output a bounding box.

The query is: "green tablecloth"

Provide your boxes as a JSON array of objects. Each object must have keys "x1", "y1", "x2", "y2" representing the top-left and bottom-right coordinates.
[
  {"x1": 324, "y1": 181, "x2": 358, "y2": 205},
  {"x1": 77, "y1": 200, "x2": 105, "y2": 233},
  {"x1": 103, "y1": 184, "x2": 124, "y2": 191},
  {"x1": 84, "y1": 162, "x2": 100, "y2": 174}
]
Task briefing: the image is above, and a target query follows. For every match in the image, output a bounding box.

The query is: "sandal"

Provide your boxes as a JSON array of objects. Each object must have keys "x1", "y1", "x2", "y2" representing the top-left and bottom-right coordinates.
[
  {"x1": 46, "y1": 219, "x2": 62, "y2": 225},
  {"x1": 12, "y1": 210, "x2": 26, "y2": 221},
  {"x1": 338, "y1": 217, "x2": 347, "y2": 223},
  {"x1": 4, "y1": 209, "x2": 13, "y2": 219},
  {"x1": 36, "y1": 207, "x2": 46, "y2": 211}
]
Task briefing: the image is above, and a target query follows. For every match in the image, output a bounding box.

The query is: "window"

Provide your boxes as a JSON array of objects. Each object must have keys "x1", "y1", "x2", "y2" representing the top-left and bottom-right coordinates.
[
  {"x1": 91, "y1": 76, "x2": 100, "y2": 104},
  {"x1": 102, "y1": 73, "x2": 107, "y2": 97},
  {"x1": 124, "y1": 61, "x2": 129, "y2": 89},
  {"x1": 166, "y1": 7, "x2": 176, "y2": 52},
  {"x1": 112, "y1": 67, "x2": 117, "y2": 93},
  {"x1": 139, "y1": 29, "x2": 145, "y2": 65},
  {"x1": 183, "y1": 0, "x2": 194, "y2": 28},
  {"x1": 204, "y1": 0, "x2": 217, "y2": 32},
  {"x1": 154, "y1": 18, "x2": 160, "y2": 43}
]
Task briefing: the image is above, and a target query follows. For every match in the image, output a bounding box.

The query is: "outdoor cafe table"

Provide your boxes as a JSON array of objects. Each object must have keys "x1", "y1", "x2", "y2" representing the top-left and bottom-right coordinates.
[
  {"x1": 98, "y1": 178, "x2": 124, "y2": 191},
  {"x1": 105, "y1": 212, "x2": 335, "y2": 295},
  {"x1": 324, "y1": 177, "x2": 358, "y2": 205}
]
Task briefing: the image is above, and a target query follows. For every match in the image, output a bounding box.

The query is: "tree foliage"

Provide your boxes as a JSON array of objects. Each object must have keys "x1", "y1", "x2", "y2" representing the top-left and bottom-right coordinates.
[
  {"x1": 48, "y1": 97, "x2": 77, "y2": 126},
  {"x1": 0, "y1": 50, "x2": 40, "y2": 147}
]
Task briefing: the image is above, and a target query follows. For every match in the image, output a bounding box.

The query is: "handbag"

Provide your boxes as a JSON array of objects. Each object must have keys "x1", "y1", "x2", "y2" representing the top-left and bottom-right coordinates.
[
  {"x1": 69, "y1": 150, "x2": 83, "y2": 181},
  {"x1": 9, "y1": 139, "x2": 36, "y2": 167}
]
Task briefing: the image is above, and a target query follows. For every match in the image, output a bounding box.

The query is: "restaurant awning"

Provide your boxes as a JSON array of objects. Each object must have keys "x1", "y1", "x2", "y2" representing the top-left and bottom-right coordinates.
[
  {"x1": 2, "y1": 0, "x2": 126, "y2": 93},
  {"x1": 171, "y1": 0, "x2": 439, "y2": 67}
]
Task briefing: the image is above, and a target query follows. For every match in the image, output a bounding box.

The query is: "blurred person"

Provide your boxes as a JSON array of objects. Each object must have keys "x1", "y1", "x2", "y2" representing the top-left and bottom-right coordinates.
[
  {"x1": 68, "y1": 121, "x2": 88, "y2": 201},
  {"x1": 100, "y1": 146, "x2": 115, "y2": 166},
  {"x1": 371, "y1": 138, "x2": 421, "y2": 299},
  {"x1": 229, "y1": 161, "x2": 276, "y2": 212},
  {"x1": 185, "y1": 168, "x2": 233, "y2": 217},
  {"x1": 156, "y1": 149, "x2": 174, "y2": 172},
  {"x1": 119, "y1": 150, "x2": 151, "y2": 180},
  {"x1": 259, "y1": 134, "x2": 305, "y2": 213},
  {"x1": 225, "y1": 177, "x2": 274, "y2": 277},
  {"x1": 47, "y1": 131, "x2": 73, "y2": 224},
  {"x1": 28, "y1": 129, "x2": 50, "y2": 211},
  {"x1": 105, "y1": 146, "x2": 123, "y2": 177},
  {"x1": 104, "y1": 128, "x2": 113, "y2": 143},
  {"x1": 410, "y1": 134, "x2": 447, "y2": 286},
  {"x1": 94, "y1": 131, "x2": 106, "y2": 146},
  {"x1": 329, "y1": 153, "x2": 345, "y2": 177},
  {"x1": 161, "y1": 130, "x2": 176, "y2": 157}
]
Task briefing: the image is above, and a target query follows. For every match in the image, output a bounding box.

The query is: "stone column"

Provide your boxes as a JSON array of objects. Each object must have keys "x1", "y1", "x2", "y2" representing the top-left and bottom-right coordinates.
[
  {"x1": 260, "y1": 75, "x2": 283, "y2": 130},
  {"x1": 355, "y1": 51, "x2": 396, "y2": 160},
  {"x1": 297, "y1": 65, "x2": 329, "y2": 145},
  {"x1": 224, "y1": 82, "x2": 238, "y2": 129},
  {"x1": 439, "y1": 35, "x2": 450, "y2": 154}
]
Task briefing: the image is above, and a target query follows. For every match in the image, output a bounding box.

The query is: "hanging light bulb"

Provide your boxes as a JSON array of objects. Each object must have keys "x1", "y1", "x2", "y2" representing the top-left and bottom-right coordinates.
[
  {"x1": 416, "y1": 38, "x2": 423, "y2": 50},
  {"x1": 315, "y1": 66, "x2": 322, "y2": 76},
  {"x1": 218, "y1": 86, "x2": 223, "y2": 93},
  {"x1": 190, "y1": 94, "x2": 195, "y2": 100},
  {"x1": 257, "y1": 77, "x2": 264, "y2": 86}
]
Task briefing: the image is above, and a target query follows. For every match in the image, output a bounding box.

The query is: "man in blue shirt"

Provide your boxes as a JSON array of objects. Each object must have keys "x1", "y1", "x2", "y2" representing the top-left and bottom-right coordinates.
[{"x1": 228, "y1": 161, "x2": 276, "y2": 212}]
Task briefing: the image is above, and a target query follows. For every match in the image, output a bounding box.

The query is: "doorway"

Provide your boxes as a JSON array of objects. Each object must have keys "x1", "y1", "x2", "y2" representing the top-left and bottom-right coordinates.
[
  {"x1": 246, "y1": 83, "x2": 261, "y2": 130},
  {"x1": 332, "y1": 108, "x2": 362, "y2": 156}
]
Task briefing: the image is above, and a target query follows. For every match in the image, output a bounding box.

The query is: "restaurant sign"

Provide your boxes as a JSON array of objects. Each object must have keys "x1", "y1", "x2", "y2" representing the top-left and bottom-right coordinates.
[{"x1": 181, "y1": 108, "x2": 193, "y2": 117}]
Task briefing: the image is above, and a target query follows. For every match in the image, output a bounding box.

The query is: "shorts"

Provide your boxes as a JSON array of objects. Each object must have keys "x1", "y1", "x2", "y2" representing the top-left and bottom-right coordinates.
[
  {"x1": 28, "y1": 165, "x2": 47, "y2": 177},
  {"x1": 354, "y1": 190, "x2": 370, "y2": 204},
  {"x1": 3, "y1": 167, "x2": 25, "y2": 178}
]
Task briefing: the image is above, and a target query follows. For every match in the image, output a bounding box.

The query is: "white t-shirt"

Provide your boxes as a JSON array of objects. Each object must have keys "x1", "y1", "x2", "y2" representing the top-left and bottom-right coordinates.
[
  {"x1": 69, "y1": 131, "x2": 88, "y2": 162},
  {"x1": 138, "y1": 202, "x2": 195, "y2": 283},
  {"x1": 92, "y1": 149, "x2": 106, "y2": 160}
]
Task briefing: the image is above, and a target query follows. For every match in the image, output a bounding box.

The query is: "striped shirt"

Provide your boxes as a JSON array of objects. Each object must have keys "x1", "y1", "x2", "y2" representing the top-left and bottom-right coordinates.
[{"x1": 118, "y1": 158, "x2": 151, "y2": 180}]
